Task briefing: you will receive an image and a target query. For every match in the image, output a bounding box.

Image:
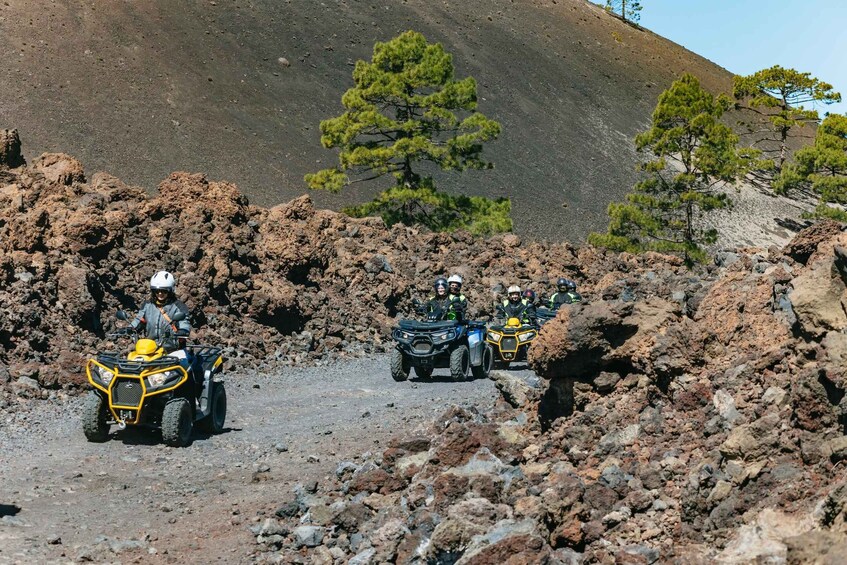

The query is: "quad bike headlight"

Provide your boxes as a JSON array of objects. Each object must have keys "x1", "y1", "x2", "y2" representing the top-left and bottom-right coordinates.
[
  {"x1": 518, "y1": 331, "x2": 537, "y2": 343},
  {"x1": 95, "y1": 365, "x2": 114, "y2": 386},
  {"x1": 488, "y1": 332, "x2": 502, "y2": 343},
  {"x1": 432, "y1": 330, "x2": 456, "y2": 342},
  {"x1": 147, "y1": 370, "x2": 180, "y2": 389},
  {"x1": 394, "y1": 330, "x2": 413, "y2": 341}
]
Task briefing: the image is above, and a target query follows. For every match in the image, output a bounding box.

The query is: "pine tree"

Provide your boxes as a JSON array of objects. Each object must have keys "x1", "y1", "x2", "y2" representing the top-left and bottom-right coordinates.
[
  {"x1": 733, "y1": 66, "x2": 841, "y2": 177},
  {"x1": 780, "y1": 114, "x2": 847, "y2": 220},
  {"x1": 589, "y1": 74, "x2": 751, "y2": 265},
  {"x1": 305, "y1": 30, "x2": 509, "y2": 235},
  {"x1": 604, "y1": 0, "x2": 642, "y2": 23}
]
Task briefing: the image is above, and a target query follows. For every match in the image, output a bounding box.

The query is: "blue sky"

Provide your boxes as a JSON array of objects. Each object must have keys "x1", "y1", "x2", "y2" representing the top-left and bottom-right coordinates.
[{"x1": 614, "y1": 0, "x2": 847, "y2": 115}]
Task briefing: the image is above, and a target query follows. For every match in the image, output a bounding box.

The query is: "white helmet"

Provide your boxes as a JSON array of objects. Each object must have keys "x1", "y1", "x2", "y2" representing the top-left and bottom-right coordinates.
[
  {"x1": 507, "y1": 285, "x2": 521, "y2": 294},
  {"x1": 447, "y1": 274, "x2": 463, "y2": 286},
  {"x1": 150, "y1": 270, "x2": 176, "y2": 291}
]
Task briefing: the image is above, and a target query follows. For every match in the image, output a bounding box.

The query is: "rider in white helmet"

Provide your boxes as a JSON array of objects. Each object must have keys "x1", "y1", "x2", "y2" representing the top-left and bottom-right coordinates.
[
  {"x1": 126, "y1": 270, "x2": 191, "y2": 353},
  {"x1": 497, "y1": 284, "x2": 536, "y2": 325},
  {"x1": 446, "y1": 274, "x2": 468, "y2": 320}
]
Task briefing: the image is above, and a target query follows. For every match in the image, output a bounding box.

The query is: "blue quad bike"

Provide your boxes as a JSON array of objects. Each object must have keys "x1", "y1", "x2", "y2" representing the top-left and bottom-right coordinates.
[{"x1": 390, "y1": 313, "x2": 493, "y2": 382}]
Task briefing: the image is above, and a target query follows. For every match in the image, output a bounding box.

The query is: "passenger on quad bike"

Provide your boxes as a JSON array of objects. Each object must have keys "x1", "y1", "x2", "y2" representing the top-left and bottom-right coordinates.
[
  {"x1": 447, "y1": 274, "x2": 469, "y2": 312},
  {"x1": 425, "y1": 277, "x2": 465, "y2": 321},
  {"x1": 549, "y1": 278, "x2": 583, "y2": 309},
  {"x1": 497, "y1": 285, "x2": 537, "y2": 326},
  {"x1": 523, "y1": 289, "x2": 538, "y2": 307},
  {"x1": 118, "y1": 271, "x2": 191, "y2": 354}
]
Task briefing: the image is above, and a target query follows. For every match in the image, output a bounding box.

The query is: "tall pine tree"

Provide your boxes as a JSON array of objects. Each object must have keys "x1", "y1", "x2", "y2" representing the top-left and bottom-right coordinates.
[
  {"x1": 734, "y1": 66, "x2": 841, "y2": 177},
  {"x1": 589, "y1": 74, "x2": 752, "y2": 265},
  {"x1": 780, "y1": 114, "x2": 847, "y2": 220},
  {"x1": 305, "y1": 30, "x2": 509, "y2": 235}
]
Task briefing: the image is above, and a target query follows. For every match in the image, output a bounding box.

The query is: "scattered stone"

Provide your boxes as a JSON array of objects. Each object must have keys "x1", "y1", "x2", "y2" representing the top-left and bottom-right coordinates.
[{"x1": 292, "y1": 525, "x2": 325, "y2": 548}]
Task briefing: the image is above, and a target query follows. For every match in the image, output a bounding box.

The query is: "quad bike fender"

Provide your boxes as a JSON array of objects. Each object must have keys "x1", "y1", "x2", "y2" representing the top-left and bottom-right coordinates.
[
  {"x1": 197, "y1": 357, "x2": 224, "y2": 419},
  {"x1": 467, "y1": 327, "x2": 486, "y2": 366}
]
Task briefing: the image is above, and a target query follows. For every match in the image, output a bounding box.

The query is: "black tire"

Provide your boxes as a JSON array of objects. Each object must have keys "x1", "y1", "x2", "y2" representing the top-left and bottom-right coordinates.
[
  {"x1": 414, "y1": 366, "x2": 433, "y2": 379},
  {"x1": 390, "y1": 348, "x2": 410, "y2": 382},
  {"x1": 197, "y1": 382, "x2": 227, "y2": 434},
  {"x1": 162, "y1": 398, "x2": 193, "y2": 447},
  {"x1": 82, "y1": 391, "x2": 110, "y2": 442},
  {"x1": 450, "y1": 345, "x2": 470, "y2": 382},
  {"x1": 472, "y1": 345, "x2": 494, "y2": 380}
]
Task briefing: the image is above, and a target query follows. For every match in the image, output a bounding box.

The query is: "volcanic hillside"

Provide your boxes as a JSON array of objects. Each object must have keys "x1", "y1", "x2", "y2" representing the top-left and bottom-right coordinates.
[{"x1": 1, "y1": 0, "x2": 747, "y2": 241}]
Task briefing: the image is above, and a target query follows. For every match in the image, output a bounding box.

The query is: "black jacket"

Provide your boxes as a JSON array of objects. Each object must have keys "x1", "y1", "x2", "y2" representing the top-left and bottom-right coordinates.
[
  {"x1": 497, "y1": 299, "x2": 536, "y2": 325},
  {"x1": 425, "y1": 295, "x2": 466, "y2": 321},
  {"x1": 550, "y1": 291, "x2": 583, "y2": 309}
]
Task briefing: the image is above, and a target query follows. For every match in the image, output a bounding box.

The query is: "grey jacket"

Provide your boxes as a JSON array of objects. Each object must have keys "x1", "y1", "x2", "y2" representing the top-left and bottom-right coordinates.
[{"x1": 130, "y1": 300, "x2": 191, "y2": 352}]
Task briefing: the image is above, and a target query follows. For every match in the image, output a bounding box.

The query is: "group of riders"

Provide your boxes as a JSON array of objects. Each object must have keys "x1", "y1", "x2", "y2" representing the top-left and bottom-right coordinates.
[
  {"x1": 123, "y1": 271, "x2": 584, "y2": 354},
  {"x1": 424, "y1": 275, "x2": 583, "y2": 326}
]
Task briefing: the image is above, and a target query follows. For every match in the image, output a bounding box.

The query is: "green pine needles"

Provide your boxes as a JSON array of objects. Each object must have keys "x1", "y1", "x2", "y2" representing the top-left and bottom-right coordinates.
[
  {"x1": 734, "y1": 65, "x2": 841, "y2": 176},
  {"x1": 786, "y1": 114, "x2": 847, "y2": 220},
  {"x1": 589, "y1": 73, "x2": 753, "y2": 265},
  {"x1": 305, "y1": 30, "x2": 509, "y2": 235}
]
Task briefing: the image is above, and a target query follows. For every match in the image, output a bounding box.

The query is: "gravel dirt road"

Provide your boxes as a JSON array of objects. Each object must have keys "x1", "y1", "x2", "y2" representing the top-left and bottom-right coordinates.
[{"x1": 0, "y1": 355, "x2": 508, "y2": 563}]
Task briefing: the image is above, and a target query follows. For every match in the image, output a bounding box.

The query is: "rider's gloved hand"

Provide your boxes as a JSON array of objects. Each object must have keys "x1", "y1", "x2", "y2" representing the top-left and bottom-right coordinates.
[
  {"x1": 114, "y1": 326, "x2": 133, "y2": 336},
  {"x1": 175, "y1": 329, "x2": 190, "y2": 337}
]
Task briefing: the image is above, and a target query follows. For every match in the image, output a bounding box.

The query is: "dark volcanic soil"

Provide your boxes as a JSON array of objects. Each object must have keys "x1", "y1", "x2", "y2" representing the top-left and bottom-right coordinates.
[{"x1": 0, "y1": 0, "x2": 742, "y2": 241}]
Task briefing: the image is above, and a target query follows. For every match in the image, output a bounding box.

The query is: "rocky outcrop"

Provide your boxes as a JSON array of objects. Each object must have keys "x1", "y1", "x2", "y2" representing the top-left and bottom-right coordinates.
[
  {"x1": 0, "y1": 147, "x2": 597, "y2": 400},
  {"x1": 253, "y1": 223, "x2": 847, "y2": 563}
]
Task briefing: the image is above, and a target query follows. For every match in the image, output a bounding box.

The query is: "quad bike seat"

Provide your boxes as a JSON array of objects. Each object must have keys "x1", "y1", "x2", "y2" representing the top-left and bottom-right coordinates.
[{"x1": 398, "y1": 319, "x2": 460, "y2": 332}]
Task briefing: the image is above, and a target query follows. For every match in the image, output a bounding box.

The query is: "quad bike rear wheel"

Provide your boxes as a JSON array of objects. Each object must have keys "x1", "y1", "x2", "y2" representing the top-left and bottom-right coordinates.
[
  {"x1": 414, "y1": 366, "x2": 433, "y2": 379},
  {"x1": 82, "y1": 391, "x2": 110, "y2": 442},
  {"x1": 198, "y1": 382, "x2": 227, "y2": 434},
  {"x1": 162, "y1": 398, "x2": 193, "y2": 447},
  {"x1": 390, "y1": 349, "x2": 410, "y2": 382},
  {"x1": 472, "y1": 345, "x2": 494, "y2": 380},
  {"x1": 450, "y1": 345, "x2": 470, "y2": 381}
]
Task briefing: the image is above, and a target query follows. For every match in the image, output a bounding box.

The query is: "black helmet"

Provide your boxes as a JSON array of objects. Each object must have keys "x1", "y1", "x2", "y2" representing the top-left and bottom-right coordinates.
[
  {"x1": 565, "y1": 280, "x2": 577, "y2": 291},
  {"x1": 523, "y1": 289, "x2": 536, "y2": 302},
  {"x1": 557, "y1": 277, "x2": 568, "y2": 291},
  {"x1": 434, "y1": 277, "x2": 448, "y2": 289}
]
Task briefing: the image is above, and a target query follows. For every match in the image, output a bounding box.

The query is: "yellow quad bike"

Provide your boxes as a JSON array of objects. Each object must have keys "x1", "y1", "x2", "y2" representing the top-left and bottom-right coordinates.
[
  {"x1": 82, "y1": 313, "x2": 226, "y2": 447},
  {"x1": 486, "y1": 317, "x2": 538, "y2": 369}
]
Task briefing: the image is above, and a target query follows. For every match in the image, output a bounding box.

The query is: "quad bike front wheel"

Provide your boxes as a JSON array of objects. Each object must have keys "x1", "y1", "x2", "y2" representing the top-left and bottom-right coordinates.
[
  {"x1": 162, "y1": 398, "x2": 193, "y2": 447},
  {"x1": 82, "y1": 391, "x2": 110, "y2": 442},
  {"x1": 198, "y1": 382, "x2": 227, "y2": 434},
  {"x1": 390, "y1": 349, "x2": 410, "y2": 382},
  {"x1": 450, "y1": 345, "x2": 470, "y2": 381},
  {"x1": 472, "y1": 345, "x2": 494, "y2": 380}
]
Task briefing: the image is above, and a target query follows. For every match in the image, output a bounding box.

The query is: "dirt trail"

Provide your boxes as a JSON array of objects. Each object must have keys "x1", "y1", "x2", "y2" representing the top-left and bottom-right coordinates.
[{"x1": 0, "y1": 355, "x2": 506, "y2": 563}]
